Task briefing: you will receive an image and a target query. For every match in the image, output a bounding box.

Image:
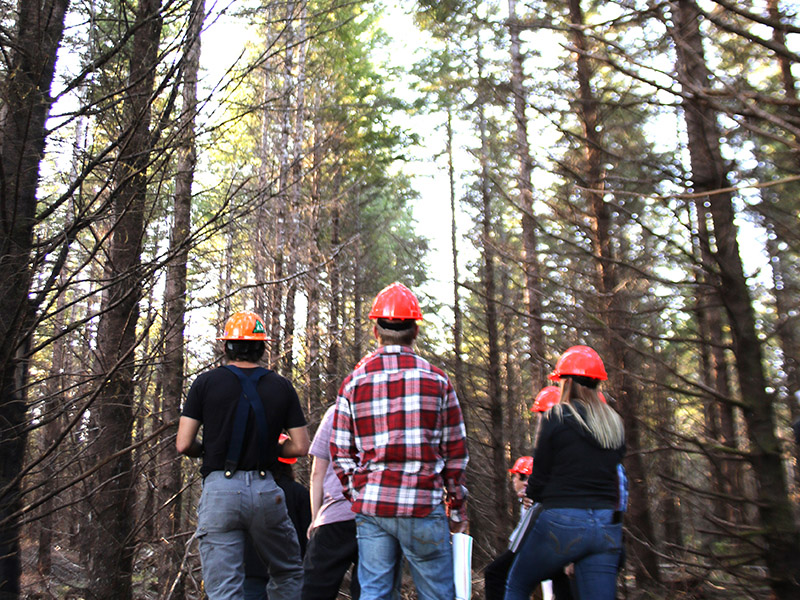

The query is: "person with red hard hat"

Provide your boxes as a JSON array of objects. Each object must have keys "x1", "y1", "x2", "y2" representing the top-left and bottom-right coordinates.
[
  {"x1": 331, "y1": 282, "x2": 469, "y2": 600},
  {"x1": 177, "y1": 311, "x2": 310, "y2": 600},
  {"x1": 531, "y1": 386, "x2": 561, "y2": 413},
  {"x1": 505, "y1": 346, "x2": 625, "y2": 600},
  {"x1": 483, "y1": 456, "x2": 534, "y2": 600},
  {"x1": 302, "y1": 404, "x2": 363, "y2": 600}
]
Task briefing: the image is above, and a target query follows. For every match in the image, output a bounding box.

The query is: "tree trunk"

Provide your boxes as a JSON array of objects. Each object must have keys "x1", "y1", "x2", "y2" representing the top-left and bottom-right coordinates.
[
  {"x1": 305, "y1": 111, "x2": 324, "y2": 415},
  {"x1": 283, "y1": 2, "x2": 307, "y2": 377},
  {"x1": 158, "y1": 0, "x2": 203, "y2": 594},
  {"x1": 36, "y1": 275, "x2": 71, "y2": 576},
  {"x1": 268, "y1": 0, "x2": 299, "y2": 361},
  {"x1": 691, "y1": 196, "x2": 743, "y2": 528},
  {"x1": 670, "y1": 2, "x2": 800, "y2": 596},
  {"x1": 767, "y1": 0, "x2": 800, "y2": 444},
  {"x1": 325, "y1": 169, "x2": 343, "y2": 403},
  {"x1": 477, "y1": 52, "x2": 508, "y2": 553},
  {"x1": 446, "y1": 105, "x2": 465, "y2": 401},
  {"x1": 0, "y1": 0, "x2": 69, "y2": 594},
  {"x1": 88, "y1": 1, "x2": 163, "y2": 597},
  {"x1": 765, "y1": 228, "x2": 800, "y2": 494},
  {"x1": 567, "y1": 0, "x2": 662, "y2": 586},
  {"x1": 508, "y1": 0, "x2": 546, "y2": 390}
]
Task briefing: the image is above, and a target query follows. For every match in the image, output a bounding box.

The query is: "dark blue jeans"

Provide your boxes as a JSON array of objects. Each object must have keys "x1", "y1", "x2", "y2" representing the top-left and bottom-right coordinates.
[{"x1": 504, "y1": 508, "x2": 621, "y2": 600}]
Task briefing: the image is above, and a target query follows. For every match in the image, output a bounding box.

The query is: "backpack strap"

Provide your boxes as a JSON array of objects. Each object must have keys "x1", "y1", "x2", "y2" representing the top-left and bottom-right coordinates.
[{"x1": 223, "y1": 365, "x2": 271, "y2": 478}]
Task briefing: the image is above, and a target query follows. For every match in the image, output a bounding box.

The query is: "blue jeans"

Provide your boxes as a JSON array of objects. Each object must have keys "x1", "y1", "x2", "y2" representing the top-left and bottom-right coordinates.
[
  {"x1": 505, "y1": 508, "x2": 621, "y2": 600},
  {"x1": 355, "y1": 504, "x2": 453, "y2": 600},
  {"x1": 197, "y1": 471, "x2": 303, "y2": 600}
]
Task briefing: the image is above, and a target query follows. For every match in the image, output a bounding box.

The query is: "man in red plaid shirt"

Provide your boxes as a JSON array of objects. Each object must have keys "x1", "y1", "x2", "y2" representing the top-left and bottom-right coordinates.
[{"x1": 331, "y1": 282, "x2": 469, "y2": 600}]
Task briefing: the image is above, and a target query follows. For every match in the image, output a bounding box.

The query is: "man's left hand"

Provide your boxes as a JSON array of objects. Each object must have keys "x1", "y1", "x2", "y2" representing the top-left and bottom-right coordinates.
[{"x1": 449, "y1": 518, "x2": 468, "y2": 534}]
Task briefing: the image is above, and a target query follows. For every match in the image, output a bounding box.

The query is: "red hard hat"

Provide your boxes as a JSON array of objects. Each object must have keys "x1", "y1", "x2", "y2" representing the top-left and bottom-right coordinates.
[
  {"x1": 509, "y1": 456, "x2": 533, "y2": 476},
  {"x1": 548, "y1": 345, "x2": 607, "y2": 381},
  {"x1": 277, "y1": 433, "x2": 297, "y2": 464},
  {"x1": 217, "y1": 311, "x2": 270, "y2": 341},
  {"x1": 368, "y1": 282, "x2": 423, "y2": 321},
  {"x1": 530, "y1": 386, "x2": 561, "y2": 412}
]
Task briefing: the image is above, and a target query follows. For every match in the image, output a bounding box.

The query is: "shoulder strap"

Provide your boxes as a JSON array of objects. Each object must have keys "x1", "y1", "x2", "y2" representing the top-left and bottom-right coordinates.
[{"x1": 223, "y1": 365, "x2": 271, "y2": 477}]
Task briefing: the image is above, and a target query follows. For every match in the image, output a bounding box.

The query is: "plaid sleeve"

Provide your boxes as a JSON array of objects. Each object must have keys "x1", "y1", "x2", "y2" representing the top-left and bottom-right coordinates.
[
  {"x1": 330, "y1": 381, "x2": 358, "y2": 502},
  {"x1": 440, "y1": 378, "x2": 469, "y2": 521}
]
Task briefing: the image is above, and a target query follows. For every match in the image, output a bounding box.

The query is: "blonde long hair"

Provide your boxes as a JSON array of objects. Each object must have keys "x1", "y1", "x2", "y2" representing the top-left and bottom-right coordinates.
[{"x1": 550, "y1": 378, "x2": 624, "y2": 449}]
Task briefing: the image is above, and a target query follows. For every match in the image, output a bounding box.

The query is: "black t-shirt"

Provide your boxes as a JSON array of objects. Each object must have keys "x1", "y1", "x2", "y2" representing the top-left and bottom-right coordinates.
[
  {"x1": 182, "y1": 366, "x2": 307, "y2": 478},
  {"x1": 527, "y1": 404, "x2": 625, "y2": 510}
]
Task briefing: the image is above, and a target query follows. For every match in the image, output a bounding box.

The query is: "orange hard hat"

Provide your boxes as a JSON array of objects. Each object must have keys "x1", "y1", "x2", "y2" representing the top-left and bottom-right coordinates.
[
  {"x1": 368, "y1": 282, "x2": 423, "y2": 321},
  {"x1": 548, "y1": 345, "x2": 607, "y2": 382},
  {"x1": 277, "y1": 433, "x2": 297, "y2": 464},
  {"x1": 530, "y1": 386, "x2": 561, "y2": 412},
  {"x1": 217, "y1": 311, "x2": 270, "y2": 341},
  {"x1": 509, "y1": 456, "x2": 533, "y2": 476}
]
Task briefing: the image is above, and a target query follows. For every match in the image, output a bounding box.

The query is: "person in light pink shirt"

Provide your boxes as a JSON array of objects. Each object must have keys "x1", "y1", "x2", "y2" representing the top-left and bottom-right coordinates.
[{"x1": 301, "y1": 405, "x2": 361, "y2": 600}]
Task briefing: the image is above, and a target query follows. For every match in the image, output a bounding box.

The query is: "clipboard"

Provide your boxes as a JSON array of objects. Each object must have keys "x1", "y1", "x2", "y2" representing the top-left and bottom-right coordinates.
[{"x1": 452, "y1": 532, "x2": 472, "y2": 599}]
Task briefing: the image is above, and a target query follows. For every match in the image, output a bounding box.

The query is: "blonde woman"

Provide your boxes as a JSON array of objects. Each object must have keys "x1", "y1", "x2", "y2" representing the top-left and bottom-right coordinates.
[{"x1": 505, "y1": 346, "x2": 625, "y2": 600}]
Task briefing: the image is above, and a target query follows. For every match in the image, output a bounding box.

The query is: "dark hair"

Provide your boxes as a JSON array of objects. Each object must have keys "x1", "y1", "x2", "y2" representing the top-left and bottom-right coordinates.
[
  {"x1": 564, "y1": 374, "x2": 599, "y2": 389},
  {"x1": 224, "y1": 340, "x2": 266, "y2": 363},
  {"x1": 374, "y1": 319, "x2": 418, "y2": 346}
]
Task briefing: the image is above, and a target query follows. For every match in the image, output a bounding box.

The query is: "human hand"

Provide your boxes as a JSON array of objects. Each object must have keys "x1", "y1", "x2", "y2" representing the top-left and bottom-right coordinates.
[{"x1": 449, "y1": 518, "x2": 468, "y2": 534}]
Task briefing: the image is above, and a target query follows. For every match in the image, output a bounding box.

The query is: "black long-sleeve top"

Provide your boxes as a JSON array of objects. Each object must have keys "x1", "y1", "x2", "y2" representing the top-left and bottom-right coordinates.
[{"x1": 527, "y1": 404, "x2": 625, "y2": 510}]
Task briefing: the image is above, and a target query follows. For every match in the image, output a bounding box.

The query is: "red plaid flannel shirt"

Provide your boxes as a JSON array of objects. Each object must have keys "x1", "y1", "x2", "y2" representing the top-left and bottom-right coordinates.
[{"x1": 330, "y1": 345, "x2": 469, "y2": 520}]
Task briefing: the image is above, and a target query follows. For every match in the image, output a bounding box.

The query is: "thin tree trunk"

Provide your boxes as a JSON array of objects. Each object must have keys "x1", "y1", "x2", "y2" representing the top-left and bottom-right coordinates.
[
  {"x1": 0, "y1": 0, "x2": 69, "y2": 593},
  {"x1": 283, "y1": 2, "x2": 307, "y2": 377},
  {"x1": 567, "y1": 0, "x2": 662, "y2": 586},
  {"x1": 325, "y1": 170, "x2": 343, "y2": 403},
  {"x1": 305, "y1": 112, "x2": 324, "y2": 415},
  {"x1": 765, "y1": 227, "x2": 800, "y2": 502},
  {"x1": 446, "y1": 105, "x2": 465, "y2": 400},
  {"x1": 88, "y1": 2, "x2": 163, "y2": 597},
  {"x1": 157, "y1": 0, "x2": 204, "y2": 594},
  {"x1": 477, "y1": 50, "x2": 508, "y2": 553},
  {"x1": 691, "y1": 196, "x2": 742, "y2": 528},
  {"x1": 670, "y1": 2, "x2": 800, "y2": 596},
  {"x1": 269, "y1": 0, "x2": 298, "y2": 360},
  {"x1": 767, "y1": 0, "x2": 800, "y2": 441},
  {"x1": 36, "y1": 282, "x2": 69, "y2": 575},
  {"x1": 508, "y1": 0, "x2": 546, "y2": 390}
]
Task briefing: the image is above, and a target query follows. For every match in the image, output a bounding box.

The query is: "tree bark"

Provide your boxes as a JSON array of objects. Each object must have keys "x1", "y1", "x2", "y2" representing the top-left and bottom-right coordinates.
[
  {"x1": 325, "y1": 169, "x2": 343, "y2": 403},
  {"x1": 88, "y1": 1, "x2": 163, "y2": 597},
  {"x1": 0, "y1": 0, "x2": 69, "y2": 594},
  {"x1": 670, "y1": 2, "x2": 800, "y2": 596},
  {"x1": 508, "y1": 0, "x2": 546, "y2": 390},
  {"x1": 477, "y1": 50, "x2": 508, "y2": 553},
  {"x1": 446, "y1": 105, "x2": 465, "y2": 400},
  {"x1": 305, "y1": 111, "x2": 325, "y2": 415},
  {"x1": 158, "y1": 0, "x2": 203, "y2": 594},
  {"x1": 691, "y1": 196, "x2": 743, "y2": 528},
  {"x1": 567, "y1": 0, "x2": 662, "y2": 586}
]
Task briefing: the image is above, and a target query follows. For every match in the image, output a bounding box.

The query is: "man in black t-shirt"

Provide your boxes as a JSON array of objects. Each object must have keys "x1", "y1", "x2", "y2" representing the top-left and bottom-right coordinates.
[{"x1": 176, "y1": 311, "x2": 310, "y2": 600}]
